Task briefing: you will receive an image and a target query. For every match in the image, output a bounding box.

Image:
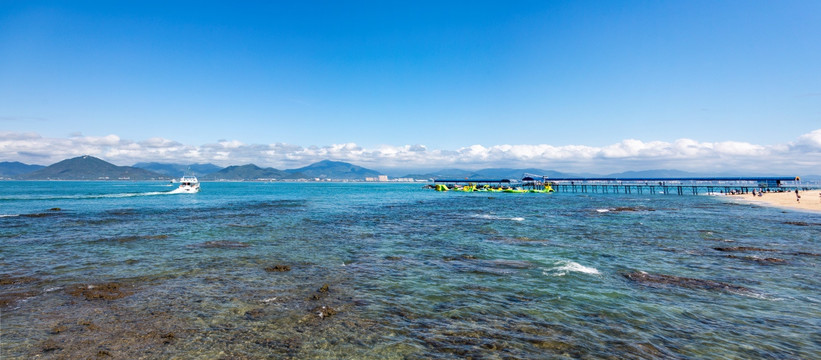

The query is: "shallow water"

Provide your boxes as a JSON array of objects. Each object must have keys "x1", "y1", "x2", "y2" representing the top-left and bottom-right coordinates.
[{"x1": 1, "y1": 181, "x2": 819, "y2": 359}]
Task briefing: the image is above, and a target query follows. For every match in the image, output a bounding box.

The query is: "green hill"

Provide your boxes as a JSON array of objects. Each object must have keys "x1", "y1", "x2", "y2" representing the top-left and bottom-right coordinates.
[
  {"x1": 201, "y1": 164, "x2": 299, "y2": 180},
  {"x1": 285, "y1": 160, "x2": 381, "y2": 180},
  {"x1": 133, "y1": 162, "x2": 223, "y2": 178},
  {"x1": 18, "y1": 156, "x2": 167, "y2": 180}
]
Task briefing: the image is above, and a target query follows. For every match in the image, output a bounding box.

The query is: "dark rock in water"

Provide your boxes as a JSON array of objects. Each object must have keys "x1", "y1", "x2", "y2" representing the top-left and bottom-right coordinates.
[
  {"x1": 309, "y1": 284, "x2": 330, "y2": 300},
  {"x1": 21, "y1": 211, "x2": 61, "y2": 218},
  {"x1": 623, "y1": 271, "x2": 753, "y2": 294},
  {"x1": 793, "y1": 252, "x2": 821, "y2": 257},
  {"x1": 93, "y1": 234, "x2": 170, "y2": 243},
  {"x1": 50, "y1": 325, "x2": 69, "y2": 334},
  {"x1": 49, "y1": 207, "x2": 61, "y2": 211},
  {"x1": 0, "y1": 275, "x2": 38, "y2": 285},
  {"x1": 0, "y1": 291, "x2": 38, "y2": 308},
  {"x1": 245, "y1": 308, "x2": 265, "y2": 320},
  {"x1": 725, "y1": 255, "x2": 786, "y2": 264},
  {"x1": 197, "y1": 241, "x2": 251, "y2": 248},
  {"x1": 783, "y1": 221, "x2": 817, "y2": 226},
  {"x1": 713, "y1": 246, "x2": 777, "y2": 252},
  {"x1": 41, "y1": 339, "x2": 62, "y2": 352},
  {"x1": 67, "y1": 282, "x2": 132, "y2": 300},
  {"x1": 603, "y1": 206, "x2": 655, "y2": 213},
  {"x1": 264, "y1": 264, "x2": 291, "y2": 272},
  {"x1": 443, "y1": 254, "x2": 477, "y2": 261},
  {"x1": 385, "y1": 256, "x2": 402, "y2": 261},
  {"x1": 530, "y1": 339, "x2": 573, "y2": 351},
  {"x1": 160, "y1": 332, "x2": 176, "y2": 344},
  {"x1": 228, "y1": 223, "x2": 262, "y2": 228},
  {"x1": 311, "y1": 305, "x2": 337, "y2": 319}
]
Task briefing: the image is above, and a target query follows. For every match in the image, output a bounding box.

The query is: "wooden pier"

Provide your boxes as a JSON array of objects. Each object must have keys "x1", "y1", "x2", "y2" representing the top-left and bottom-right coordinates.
[
  {"x1": 545, "y1": 177, "x2": 801, "y2": 195},
  {"x1": 433, "y1": 177, "x2": 805, "y2": 195}
]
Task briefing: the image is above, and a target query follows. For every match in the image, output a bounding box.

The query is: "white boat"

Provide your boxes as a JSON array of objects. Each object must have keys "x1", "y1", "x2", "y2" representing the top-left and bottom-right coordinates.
[{"x1": 174, "y1": 175, "x2": 200, "y2": 193}]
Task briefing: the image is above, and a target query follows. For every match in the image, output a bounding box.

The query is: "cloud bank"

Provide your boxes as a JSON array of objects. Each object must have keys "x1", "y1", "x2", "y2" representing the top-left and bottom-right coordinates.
[{"x1": 2, "y1": 130, "x2": 820, "y2": 175}]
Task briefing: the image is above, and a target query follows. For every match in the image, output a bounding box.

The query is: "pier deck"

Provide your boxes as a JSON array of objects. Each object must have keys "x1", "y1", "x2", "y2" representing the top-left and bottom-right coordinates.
[{"x1": 434, "y1": 177, "x2": 808, "y2": 195}]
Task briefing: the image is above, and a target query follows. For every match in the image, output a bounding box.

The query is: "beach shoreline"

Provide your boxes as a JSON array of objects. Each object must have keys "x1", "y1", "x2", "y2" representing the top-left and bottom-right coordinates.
[{"x1": 721, "y1": 189, "x2": 821, "y2": 213}]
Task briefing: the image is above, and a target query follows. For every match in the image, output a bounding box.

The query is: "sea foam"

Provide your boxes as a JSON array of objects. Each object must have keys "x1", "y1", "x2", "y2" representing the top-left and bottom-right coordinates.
[
  {"x1": 545, "y1": 260, "x2": 601, "y2": 276},
  {"x1": 472, "y1": 214, "x2": 525, "y2": 221}
]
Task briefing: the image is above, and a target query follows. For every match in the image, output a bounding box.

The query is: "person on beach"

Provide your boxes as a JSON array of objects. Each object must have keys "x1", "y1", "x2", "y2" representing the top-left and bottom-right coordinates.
[{"x1": 795, "y1": 189, "x2": 800, "y2": 203}]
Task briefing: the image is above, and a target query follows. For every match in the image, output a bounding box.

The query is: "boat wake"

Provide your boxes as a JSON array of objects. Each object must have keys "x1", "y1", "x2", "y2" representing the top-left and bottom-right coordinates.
[{"x1": 0, "y1": 191, "x2": 179, "y2": 201}]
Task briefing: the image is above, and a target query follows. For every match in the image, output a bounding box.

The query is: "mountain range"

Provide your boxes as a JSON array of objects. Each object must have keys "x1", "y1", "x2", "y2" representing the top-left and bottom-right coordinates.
[
  {"x1": 132, "y1": 162, "x2": 223, "y2": 178},
  {"x1": 200, "y1": 164, "x2": 297, "y2": 180},
  {"x1": 16, "y1": 156, "x2": 167, "y2": 180},
  {"x1": 0, "y1": 161, "x2": 45, "y2": 178},
  {"x1": 1, "y1": 156, "x2": 817, "y2": 181}
]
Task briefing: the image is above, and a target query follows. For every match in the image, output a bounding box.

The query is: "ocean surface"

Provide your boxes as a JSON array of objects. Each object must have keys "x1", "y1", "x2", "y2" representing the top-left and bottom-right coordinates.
[{"x1": 1, "y1": 181, "x2": 819, "y2": 359}]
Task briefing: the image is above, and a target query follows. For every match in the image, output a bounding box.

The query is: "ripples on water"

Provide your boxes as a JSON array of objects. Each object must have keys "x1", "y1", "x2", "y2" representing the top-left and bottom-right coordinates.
[{"x1": 1, "y1": 181, "x2": 819, "y2": 359}]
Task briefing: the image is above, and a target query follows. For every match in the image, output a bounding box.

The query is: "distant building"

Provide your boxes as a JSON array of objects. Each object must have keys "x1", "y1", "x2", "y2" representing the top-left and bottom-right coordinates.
[{"x1": 378, "y1": 175, "x2": 389, "y2": 182}]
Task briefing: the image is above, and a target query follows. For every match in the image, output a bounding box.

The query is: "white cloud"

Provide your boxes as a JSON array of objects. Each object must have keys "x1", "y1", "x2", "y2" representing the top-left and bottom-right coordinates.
[
  {"x1": 1, "y1": 129, "x2": 820, "y2": 174},
  {"x1": 795, "y1": 129, "x2": 821, "y2": 150}
]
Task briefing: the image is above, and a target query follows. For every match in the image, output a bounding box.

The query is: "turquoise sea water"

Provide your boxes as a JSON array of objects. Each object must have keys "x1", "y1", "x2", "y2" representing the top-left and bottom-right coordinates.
[{"x1": 1, "y1": 181, "x2": 819, "y2": 359}]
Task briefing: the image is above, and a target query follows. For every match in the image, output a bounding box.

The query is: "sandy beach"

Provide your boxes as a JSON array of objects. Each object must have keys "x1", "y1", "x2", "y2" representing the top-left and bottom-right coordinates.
[{"x1": 724, "y1": 189, "x2": 821, "y2": 213}]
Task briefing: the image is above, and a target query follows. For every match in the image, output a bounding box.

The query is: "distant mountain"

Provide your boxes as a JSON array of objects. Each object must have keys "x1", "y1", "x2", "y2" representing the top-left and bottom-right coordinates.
[
  {"x1": 285, "y1": 160, "x2": 381, "y2": 180},
  {"x1": 201, "y1": 164, "x2": 298, "y2": 180},
  {"x1": 18, "y1": 155, "x2": 167, "y2": 180},
  {"x1": 415, "y1": 168, "x2": 477, "y2": 180},
  {"x1": 471, "y1": 168, "x2": 571, "y2": 179},
  {"x1": 604, "y1": 169, "x2": 701, "y2": 178},
  {"x1": 133, "y1": 162, "x2": 223, "y2": 178},
  {"x1": 0, "y1": 161, "x2": 45, "y2": 178},
  {"x1": 402, "y1": 168, "x2": 574, "y2": 180}
]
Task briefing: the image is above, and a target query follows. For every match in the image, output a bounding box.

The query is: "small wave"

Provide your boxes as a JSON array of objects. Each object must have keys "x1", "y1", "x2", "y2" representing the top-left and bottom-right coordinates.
[
  {"x1": 545, "y1": 260, "x2": 600, "y2": 276},
  {"x1": 472, "y1": 214, "x2": 525, "y2": 222},
  {"x1": 0, "y1": 214, "x2": 20, "y2": 218},
  {"x1": 595, "y1": 209, "x2": 610, "y2": 213}
]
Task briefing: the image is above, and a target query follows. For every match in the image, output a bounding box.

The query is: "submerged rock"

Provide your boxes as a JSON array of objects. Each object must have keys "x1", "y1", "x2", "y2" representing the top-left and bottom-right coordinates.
[
  {"x1": 245, "y1": 308, "x2": 266, "y2": 320},
  {"x1": 0, "y1": 275, "x2": 38, "y2": 286},
  {"x1": 312, "y1": 305, "x2": 337, "y2": 319},
  {"x1": 783, "y1": 221, "x2": 818, "y2": 226},
  {"x1": 713, "y1": 246, "x2": 777, "y2": 252},
  {"x1": 67, "y1": 282, "x2": 132, "y2": 300},
  {"x1": 98, "y1": 234, "x2": 169, "y2": 243},
  {"x1": 41, "y1": 339, "x2": 62, "y2": 353},
  {"x1": 196, "y1": 240, "x2": 251, "y2": 248},
  {"x1": 21, "y1": 211, "x2": 61, "y2": 218},
  {"x1": 264, "y1": 264, "x2": 291, "y2": 272},
  {"x1": 309, "y1": 284, "x2": 330, "y2": 300},
  {"x1": 623, "y1": 271, "x2": 753, "y2": 294},
  {"x1": 160, "y1": 332, "x2": 176, "y2": 344},
  {"x1": 443, "y1": 254, "x2": 477, "y2": 261},
  {"x1": 725, "y1": 255, "x2": 786, "y2": 264},
  {"x1": 0, "y1": 291, "x2": 38, "y2": 308}
]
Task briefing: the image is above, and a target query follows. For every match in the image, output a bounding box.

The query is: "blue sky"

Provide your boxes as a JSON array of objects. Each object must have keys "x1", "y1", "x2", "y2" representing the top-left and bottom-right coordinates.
[{"x1": 1, "y1": 1, "x2": 820, "y2": 173}]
